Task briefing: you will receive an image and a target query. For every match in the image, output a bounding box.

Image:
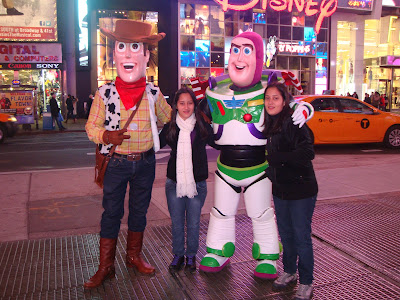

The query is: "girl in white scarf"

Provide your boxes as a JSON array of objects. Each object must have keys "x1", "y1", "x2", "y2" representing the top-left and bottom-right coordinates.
[{"x1": 159, "y1": 87, "x2": 217, "y2": 274}]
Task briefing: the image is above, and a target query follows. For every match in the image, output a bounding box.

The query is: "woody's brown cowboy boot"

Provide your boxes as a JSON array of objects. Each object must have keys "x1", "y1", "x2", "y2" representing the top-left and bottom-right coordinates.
[
  {"x1": 126, "y1": 231, "x2": 155, "y2": 274},
  {"x1": 84, "y1": 237, "x2": 117, "y2": 289}
]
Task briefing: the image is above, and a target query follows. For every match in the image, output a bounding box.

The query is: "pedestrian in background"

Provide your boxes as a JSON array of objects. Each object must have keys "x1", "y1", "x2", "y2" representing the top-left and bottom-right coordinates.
[
  {"x1": 352, "y1": 92, "x2": 358, "y2": 99},
  {"x1": 49, "y1": 92, "x2": 66, "y2": 131},
  {"x1": 65, "y1": 94, "x2": 75, "y2": 123},
  {"x1": 364, "y1": 93, "x2": 371, "y2": 105},
  {"x1": 372, "y1": 91, "x2": 380, "y2": 108},
  {"x1": 159, "y1": 87, "x2": 218, "y2": 273},
  {"x1": 86, "y1": 94, "x2": 94, "y2": 119},
  {"x1": 263, "y1": 82, "x2": 318, "y2": 300}
]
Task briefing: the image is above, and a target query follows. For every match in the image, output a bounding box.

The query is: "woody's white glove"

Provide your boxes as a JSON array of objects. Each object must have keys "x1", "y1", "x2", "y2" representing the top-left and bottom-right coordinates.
[{"x1": 289, "y1": 101, "x2": 314, "y2": 128}]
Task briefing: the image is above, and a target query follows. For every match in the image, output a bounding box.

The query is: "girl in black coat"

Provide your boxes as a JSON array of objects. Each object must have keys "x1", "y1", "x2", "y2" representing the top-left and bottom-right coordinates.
[
  {"x1": 263, "y1": 82, "x2": 318, "y2": 300},
  {"x1": 159, "y1": 87, "x2": 217, "y2": 273}
]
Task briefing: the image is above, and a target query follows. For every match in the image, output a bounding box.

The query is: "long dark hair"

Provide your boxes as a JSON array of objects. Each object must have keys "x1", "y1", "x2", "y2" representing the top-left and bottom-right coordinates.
[
  {"x1": 262, "y1": 82, "x2": 293, "y2": 136},
  {"x1": 166, "y1": 87, "x2": 209, "y2": 143}
]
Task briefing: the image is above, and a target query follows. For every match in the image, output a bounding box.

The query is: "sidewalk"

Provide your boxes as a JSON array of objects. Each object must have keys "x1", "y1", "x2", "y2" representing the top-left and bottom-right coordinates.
[
  {"x1": 1, "y1": 158, "x2": 400, "y2": 298},
  {"x1": 16, "y1": 117, "x2": 87, "y2": 135}
]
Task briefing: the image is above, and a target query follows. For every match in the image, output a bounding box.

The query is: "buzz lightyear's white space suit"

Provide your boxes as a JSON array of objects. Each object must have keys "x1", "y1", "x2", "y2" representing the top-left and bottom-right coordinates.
[{"x1": 198, "y1": 70, "x2": 313, "y2": 278}]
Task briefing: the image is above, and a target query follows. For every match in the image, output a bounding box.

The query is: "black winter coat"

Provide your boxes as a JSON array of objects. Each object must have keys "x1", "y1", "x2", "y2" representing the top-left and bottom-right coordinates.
[
  {"x1": 266, "y1": 117, "x2": 318, "y2": 200},
  {"x1": 159, "y1": 120, "x2": 218, "y2": 183}
]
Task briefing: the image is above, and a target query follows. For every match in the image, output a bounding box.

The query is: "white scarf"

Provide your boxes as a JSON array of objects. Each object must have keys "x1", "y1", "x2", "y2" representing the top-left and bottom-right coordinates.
[{"x1": 176, "y1": 113, "x2": 197, "y2": 198}]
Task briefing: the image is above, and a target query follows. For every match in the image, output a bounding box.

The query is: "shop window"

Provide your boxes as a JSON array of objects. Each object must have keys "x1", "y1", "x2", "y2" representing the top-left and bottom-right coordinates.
[
  {"x1": 225, "y1": 9, "x2": 238, "y2": 22},
  {"x1": 253, "y1": 10, "x2": 266, "y2": 24},
  {"x1": 254, "y1": 24, "x2": 264, "y2": 37},
  {"x1": 277, "y1": 56, "x2": 288, "y2": 69},
  {"x1": 280, "y1": 26, "x2": 291, "y2": 40},
  {"x1": 181, "y1": 4, "x2": 195, "y2": 19},
  {"x1": 181, "y1": 67, "x2": 196, "y2": 81},
  {"x1": 225, "y1": 22, "x2": 238, "y2": 36},
  {"x1": 181, "y1": 51, "x2": 196, "y2": 67},
  {"x1": 280, "y1": 12, "x2": 291, "y2": 25},
  {"x1": 211, "y1": 36, "x2": 224, "y2": 51},
  {"x1": 210, "y1": 20, "x2": 224, "y2": 35},
  {"x1": 181, "y1": 35, "x2": 195, "y2": 51},
  {"x1": 211, "y1": 68, "x2": 225, "y2": 77},
  {"x1": 210, "y1": 6, "x2": 224, "y2": 21},
  {"x1": 301, "y1": 57, "x2": 311, "y2": 70},
  {"x1": 196, "y1": 68, "x2": 210, "y2": 81},
  {"x1": 267, "y1": 25, "x2": 279, "y2": 38},
  {"x1": 293, "y1": 27, "x2": 304, "y2": 41},
  {"x1": 289, "y1": 56, "x2": 300, "y2": 70},
  {"x1": 317, "y1": 29, "x2": 327, "y2": 42},
  {"x1": 305, "y1": 15, "x2": 316, "y2": 27},
  {"x1": 267, "y1": 7, "x2": 279, "y2": 24},
  {"x1": 239, "y1": 22, "x2": 253, "y2": 33},
  {"x1": 239, "y1": 10, "x2": 252, "y2": 22},
  {"x1": 195, "y1": 4, "x2": 209, "y2": 21},
  {"x1": 224, "y1": 37, "x2": 233, "y2": 52},
  {"x1": 316, "y1": 43, "x2": 328, "y2": 59},
  {"x1": 180, "y1": 19, "x2": 195, "y2": 35},
  {"x1": 304, "y1": 27, "x2": 316, "y2": 41},
  {"x1": 211, "y1": 53, "x2": 224, "y2": 67},
  {"x1": 292, "y1": 12, "x2": 305, "y2": 26}
]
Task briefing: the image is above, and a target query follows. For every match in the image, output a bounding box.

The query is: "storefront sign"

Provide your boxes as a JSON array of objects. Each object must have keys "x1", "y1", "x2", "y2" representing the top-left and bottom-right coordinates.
[
  {"x1": 0, "y1": 0, "x2": 57, "y2": 41},
  {"x1": 278, "y1": 41, "x2": 312, "y2": 55},
  {"x1": 337, "y1": 0, "x2": 372, "y2": 10},
  {"x1": 0, "y1": 63, "x2": 62, "y2": 69},
  {"x1": 0, "y1": 90, "x2": 34, "y2": 124},
  {"x1": 213, "y1": 0, "x2": 338, "y2": 34},
  {"x1": 0, "y1": 43, "x2": 62, "y2": 64}
]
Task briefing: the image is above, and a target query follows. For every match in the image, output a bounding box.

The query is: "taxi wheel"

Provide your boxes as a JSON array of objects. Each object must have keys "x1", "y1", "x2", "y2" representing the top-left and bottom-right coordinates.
[
  {"x1": 384, "y1": 125, "x2": 400, "y2": 149},
  {"x1": 0, "y1": 124, "x2": 6, "y2": 144}
]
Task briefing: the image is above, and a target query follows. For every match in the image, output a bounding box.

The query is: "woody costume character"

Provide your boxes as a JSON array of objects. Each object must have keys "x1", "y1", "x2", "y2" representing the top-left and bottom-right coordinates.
[
  {"x1": 85, "y1": 20, "x2": 171, "y2": 289},
  {"x1": 194, "y1": 32, "x2": 314, "y2": 278}
]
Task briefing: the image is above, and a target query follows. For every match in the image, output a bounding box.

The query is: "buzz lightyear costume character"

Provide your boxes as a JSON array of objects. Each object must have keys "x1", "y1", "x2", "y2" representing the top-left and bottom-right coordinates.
[{"x1": 197, "y1": 31, "x2": 314, "y2": 278}]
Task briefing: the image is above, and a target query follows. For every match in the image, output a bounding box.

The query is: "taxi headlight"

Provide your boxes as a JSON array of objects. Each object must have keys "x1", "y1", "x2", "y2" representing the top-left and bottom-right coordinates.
[{"x1": 8, "y1": 116, "x2": 17, "y2": 122}]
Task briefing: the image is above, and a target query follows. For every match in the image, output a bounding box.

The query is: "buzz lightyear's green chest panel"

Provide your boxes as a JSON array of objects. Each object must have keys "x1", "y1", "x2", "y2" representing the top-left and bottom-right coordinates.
[{"x1": 206, "y1": 80, "x2": 266, "y2": 125}]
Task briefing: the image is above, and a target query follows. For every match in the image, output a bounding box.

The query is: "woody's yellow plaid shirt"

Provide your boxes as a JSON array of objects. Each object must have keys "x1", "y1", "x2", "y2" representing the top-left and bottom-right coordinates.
[{"x1": 86, "y1": 89, "x2": 171, "y2": 154}]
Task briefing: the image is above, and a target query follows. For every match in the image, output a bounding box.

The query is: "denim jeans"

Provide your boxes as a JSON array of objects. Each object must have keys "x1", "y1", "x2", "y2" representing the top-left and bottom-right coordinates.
[
  {"x1": 273, "y1": 194, "x2": 317, "y2": 285},
  {"x1": 100, "y1": 152, "x2": 156, "y2": 238},
  {"x1": 165, "y1": 178, "x2": 207, "y2": 257}
]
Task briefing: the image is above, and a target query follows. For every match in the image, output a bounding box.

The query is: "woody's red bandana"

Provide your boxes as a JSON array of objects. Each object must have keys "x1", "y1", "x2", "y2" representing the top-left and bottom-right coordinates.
[{"x1": 115, "y1": 76, "x2": 146, "y2": 110}]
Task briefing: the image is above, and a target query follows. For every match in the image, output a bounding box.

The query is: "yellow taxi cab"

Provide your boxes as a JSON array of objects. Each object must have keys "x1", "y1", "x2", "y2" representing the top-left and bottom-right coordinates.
[
  {"x1": 293, "y1": 95, "x2": 400, "y2": 149},
  {"x1": 0, "y1": 112, "x2": 18, "y2": 143}
]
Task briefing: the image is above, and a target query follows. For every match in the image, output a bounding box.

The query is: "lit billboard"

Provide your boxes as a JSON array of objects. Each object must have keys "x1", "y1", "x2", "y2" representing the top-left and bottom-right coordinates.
[{"x1": 0, "y1": 0, "x2": 57, "y2": 42}]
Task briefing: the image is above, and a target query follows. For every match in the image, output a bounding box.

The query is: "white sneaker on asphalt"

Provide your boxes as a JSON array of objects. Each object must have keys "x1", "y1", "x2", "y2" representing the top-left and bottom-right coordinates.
[
  {"x1": 273, "y1": 272, "x2": 297, "y2": 289},
  {"x1": 294, "y1": 284, "x2": 313, "y2": 300}
]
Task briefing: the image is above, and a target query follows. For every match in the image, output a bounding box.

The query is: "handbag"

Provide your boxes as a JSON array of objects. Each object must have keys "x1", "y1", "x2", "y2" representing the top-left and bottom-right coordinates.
[{"x1": 94, "y1": 99, "x2": 142, "y2": 188}]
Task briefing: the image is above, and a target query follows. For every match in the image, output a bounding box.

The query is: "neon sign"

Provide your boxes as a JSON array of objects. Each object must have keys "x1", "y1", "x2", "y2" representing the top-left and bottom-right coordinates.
[
  {"x1": 278, "y1": 42, "x2": 311, "y2": 54},
  {"x1": 213, "y1": 0, "x2": 338, "y2": 34}
]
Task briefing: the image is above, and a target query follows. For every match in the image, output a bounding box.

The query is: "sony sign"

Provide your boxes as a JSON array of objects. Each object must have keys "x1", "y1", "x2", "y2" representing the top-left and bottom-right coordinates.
[{"x1": 36, "y1": 63, "x2": 60, "y2": 69}]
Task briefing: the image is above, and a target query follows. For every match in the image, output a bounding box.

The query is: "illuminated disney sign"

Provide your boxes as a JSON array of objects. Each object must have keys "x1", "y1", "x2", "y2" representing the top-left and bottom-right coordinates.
[{"x1": 213, "y1": 0, "x2": 338, "y2": 34}]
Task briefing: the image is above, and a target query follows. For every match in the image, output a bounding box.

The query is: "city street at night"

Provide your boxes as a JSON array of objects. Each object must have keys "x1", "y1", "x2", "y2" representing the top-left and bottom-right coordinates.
[{"x1": 0, "y1": 123, "x2": 400, "y2": 299}]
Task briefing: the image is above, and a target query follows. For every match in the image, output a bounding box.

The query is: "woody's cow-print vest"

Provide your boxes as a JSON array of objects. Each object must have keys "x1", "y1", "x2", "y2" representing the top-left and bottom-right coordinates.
[{"x1": 97, "y1": 81, "x2": 159, "y2": 154}]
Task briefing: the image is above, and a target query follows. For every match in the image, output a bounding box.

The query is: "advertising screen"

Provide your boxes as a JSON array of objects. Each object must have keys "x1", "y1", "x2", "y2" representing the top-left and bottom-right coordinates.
[
  {"x1": 0, "y1": 0, "x2": 57, "y2": 42},
  {"x1": 0, "y1": 90, "x2": 34, "y2": 124},
  {"x1": 78, "y1": 0, "x2": 88, "y2": 67}
]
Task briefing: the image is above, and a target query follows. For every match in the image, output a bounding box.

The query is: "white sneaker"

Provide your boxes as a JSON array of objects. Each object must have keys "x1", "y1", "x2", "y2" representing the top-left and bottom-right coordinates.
[
  {"x1": 273, "y1": 272, "x2": 297, "y2": 289},
  {"x1": 295, "y1": 284, "x2": 313, "y2": 300}
]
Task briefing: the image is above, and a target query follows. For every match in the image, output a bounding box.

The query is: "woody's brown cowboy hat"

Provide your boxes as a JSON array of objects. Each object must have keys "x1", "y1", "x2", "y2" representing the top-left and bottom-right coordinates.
[{"x1": 100, "y1": 19, "x2": 166, "y2": 44}]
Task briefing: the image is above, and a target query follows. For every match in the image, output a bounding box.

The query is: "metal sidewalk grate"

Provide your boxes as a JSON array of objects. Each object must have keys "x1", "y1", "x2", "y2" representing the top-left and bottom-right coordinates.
[{"x1": 1, "y1": 208, "x2": 400, "y2": 299}]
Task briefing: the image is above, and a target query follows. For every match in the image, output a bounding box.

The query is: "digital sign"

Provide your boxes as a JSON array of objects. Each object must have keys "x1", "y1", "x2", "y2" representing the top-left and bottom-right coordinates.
[
  {"x1": 337, "y1": 0, "x2": 373, "y2": 10},
  {"x1": 0, "y1": 0, "x2": 57, "y2": 41}
]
